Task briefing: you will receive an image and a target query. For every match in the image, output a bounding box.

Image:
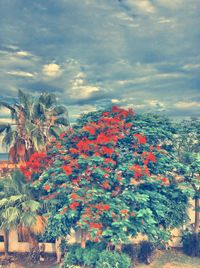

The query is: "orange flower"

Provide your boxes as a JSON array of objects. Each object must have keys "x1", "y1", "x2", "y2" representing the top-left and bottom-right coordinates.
[
  {"x1": 121, "y1": 209, "x2": 128, "y2": 214},
  {"x1": 44, "y1": 185, "x2": 50, "y2": 191}
]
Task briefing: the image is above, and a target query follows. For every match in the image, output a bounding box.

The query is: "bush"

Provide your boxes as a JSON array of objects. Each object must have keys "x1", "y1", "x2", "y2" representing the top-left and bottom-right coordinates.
[
  {"x1": 86, "y1": 240, "x2": 107, "y2": 251},
  {"x1": 182, "y1": 231, "x2": 200, "y2": 257},
  {"x1": 63, "y1": 244, "x2": 84, "y2": 267},
  {"x1": 63, "y1": 244, "x2": 100, "y2": 267},
  {"x1": 96, "y1": 250, "x2": 131, "y2": 268},
  {"x1": 138, "y1": 241, "x2": 155, "y2": 264},
  {"x1": 63, "y1": 244, "x2": 132, "y2": 268}
]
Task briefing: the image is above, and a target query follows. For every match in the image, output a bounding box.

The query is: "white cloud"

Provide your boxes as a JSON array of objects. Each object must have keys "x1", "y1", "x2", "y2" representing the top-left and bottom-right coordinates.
[
  {"x1": 16, "y1": 51, "x2": 32, "y2": 57},
  {"x1": 6, "y1": 71, "x2": 34, "y2": 78},
  {"x1": 75, "y1": 72, "x2": 86, "y2": 78},
  {"x1": 133, "y1": 0, "x2": 156, "y2": 13},
  {"x1": 156, "y1": 0, "x2": 184, "y2": 8},
  {"x1": 158, "y1": 17, "x2": 174, "y2": 24},
  {"x1": 111, "y1": 99, "x2": 120, "y2": 103},
  {"x1": 146, "y1": 99, "x2": 165, "y2": 110},
  {"x1": 42, "y1": 63, "x2": 62, "y2": 77},
  {"x1": 117, "y1": 72, "x2": 182, "y2": 85},
  {"x1": 174, "y1": 101, "x2": 200, "y2": 109},
  {"x1": 70, "y1": 85, "x2": 99, "y2": 99},
  {"x1": 182, "y1": 63, "x2": 200, "y2": 70}
]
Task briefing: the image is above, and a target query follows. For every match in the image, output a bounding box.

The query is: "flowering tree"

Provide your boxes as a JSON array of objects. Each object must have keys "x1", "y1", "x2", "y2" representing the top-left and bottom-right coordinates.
[{"x1": 21, "y1": 106, "x2": 187, "y2": 248}]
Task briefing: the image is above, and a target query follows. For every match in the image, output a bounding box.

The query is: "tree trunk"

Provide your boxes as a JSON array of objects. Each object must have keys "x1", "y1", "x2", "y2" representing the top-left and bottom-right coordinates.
[
  {"x1": 55, "y1": 237, "x2": 62, "y2": 263},
  {"x1": 3, "y1": 229, "x2": 9, "y2": 256},
  {"x1": 81, "y1": 229, "x2": 87, "y2": 249},
  {"x1": 194, "y1": 198, "x2": 199, "y2": 235}
]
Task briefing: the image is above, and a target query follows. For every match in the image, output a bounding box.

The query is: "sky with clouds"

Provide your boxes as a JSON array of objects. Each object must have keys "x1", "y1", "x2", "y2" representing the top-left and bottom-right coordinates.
[{"x1": 0, "y1": 0, "x2": 200, "y2": 127}]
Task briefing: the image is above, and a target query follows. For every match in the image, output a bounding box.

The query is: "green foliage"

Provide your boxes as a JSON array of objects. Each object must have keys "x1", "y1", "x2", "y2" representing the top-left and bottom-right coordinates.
[
  {"x1": 0, "y1": 170, "x2": 41, "y2": 230},
  {"x1": 63, "y1": 244, "x2": 99, "y2": 267},
  {"x1": 33, "y1": 107, "x2": 189, "y2": 245},
  {"x1": 63, "y1": 244, "x2": 131, "y2": 268},
  {"x1": 182, "y1": 231, "x2": 200, "y2": 257},
  {"x1": 136, "y1": 182, "x2": 189, "y2": 231},
  {"x1": 96, "y1": 250, "x2": 131, "y2": 268},
  {"x1": 38, "y1": 213, "x2": 70, "y2": 242},
  {"x1": 175, "y1": 118, "x2": 200, "y2": 193}
]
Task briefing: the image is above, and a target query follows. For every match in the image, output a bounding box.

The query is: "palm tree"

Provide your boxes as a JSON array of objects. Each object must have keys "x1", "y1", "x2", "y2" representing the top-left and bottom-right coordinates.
[
  {"x1": 0, "y1": 90, "x2": 69, "y2": 163},
  {"x1": 0, "y1": 170, "x2": 46, "y2": 256}
]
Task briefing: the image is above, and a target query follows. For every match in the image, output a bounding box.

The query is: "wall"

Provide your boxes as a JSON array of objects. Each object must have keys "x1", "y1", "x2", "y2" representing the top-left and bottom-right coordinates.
[{"x1": 0, "y1": 199, "x2": 196, "y2": 253}]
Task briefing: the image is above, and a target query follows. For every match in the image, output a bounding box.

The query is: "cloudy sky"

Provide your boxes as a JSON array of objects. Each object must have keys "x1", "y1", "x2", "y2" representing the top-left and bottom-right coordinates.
[{"x1": 0, "y1": 0, "x2": 200, "y2": 126}]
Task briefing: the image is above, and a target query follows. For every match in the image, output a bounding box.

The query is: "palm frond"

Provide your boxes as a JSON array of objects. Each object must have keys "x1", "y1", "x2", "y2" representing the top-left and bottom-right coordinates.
[
  {"x1": 22, "y1": 200, "x2": 40, "y2": 213},
  {"x1": 1, "y1": 207, "x2": 20, "y2": 225},
  {"x1": 54, "y1": 117, "x2": 69, "y2": 126}
]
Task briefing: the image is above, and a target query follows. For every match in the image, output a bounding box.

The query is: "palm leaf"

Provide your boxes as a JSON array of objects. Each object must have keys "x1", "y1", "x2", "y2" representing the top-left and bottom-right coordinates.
[
  {"x1": 2, "y1": 128, "x2": 17, "y2": 148},
  {"x1": 2, "y1": 207, "x2": 20, "y2": 225},
  {"x1": 49, "y1": 126, "x2": 61, "y2": 137},
  {"x1": 54, "y1": 117, "x2": 69, "y2": 126},
  {"x1": 22, "y1": 200, "x2": 40, "y2": 212}
]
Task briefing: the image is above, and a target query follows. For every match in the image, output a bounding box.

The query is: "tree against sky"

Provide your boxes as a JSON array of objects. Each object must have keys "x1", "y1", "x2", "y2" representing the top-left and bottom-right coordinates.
[
  {"x1": 22, "y1": 106, "x2": 188, "y2": 248},
  {"x1": 0, "y1": 90, "x2": 69, "y2": 163},
  {"x1": 174, "y1": 118, "x2": 200, "y2": 238}
]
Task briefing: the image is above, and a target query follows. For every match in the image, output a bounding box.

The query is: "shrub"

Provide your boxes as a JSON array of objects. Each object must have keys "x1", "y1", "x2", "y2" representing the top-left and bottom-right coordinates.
[
  {"x1": 182, "y1": 231, "x2": 200, "y2": 257},
  {"x1": 138, "y1": 241, "x2": 155, "y2": 264},
  {"x1": 96, "y1": 250, "x2": 131, "y2": 268},
  {"x1": 64, "y1": 244, "x2": 84, "y2": 267},
  {"x1": 63, "y1": 244, "x2": 100, "y2": 267},
  {"x1": 86, "y1": 240, "x2": 107, "y2": 251},
  {"x1": 82, "y1": 248, "x2": 100, "y2": 267},
  {"x1": 64, "y1": 245, "x2": 132, "y2": 268}
]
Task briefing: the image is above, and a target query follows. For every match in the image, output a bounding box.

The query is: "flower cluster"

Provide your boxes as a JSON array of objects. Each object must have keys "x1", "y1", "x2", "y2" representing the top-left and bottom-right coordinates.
[
  {"x1": 20, "y1": 152, "x2": 52, "y2": 180},
  {"x1": 28, "y1": 106, "x2": 170, "y2": 244}
]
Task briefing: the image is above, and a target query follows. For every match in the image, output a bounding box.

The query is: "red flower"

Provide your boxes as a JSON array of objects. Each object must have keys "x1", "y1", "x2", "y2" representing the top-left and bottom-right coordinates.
[
  {"x1": 129, "y1": 164, "x2": 143, "y2": 179},
  {"x1": 84, "y1": 125, "x2": 96, "y2": 135},
  {"x1": 69, "y1": 148, "x2": 79, "y2": 154},
  {"x1": 71, "y1": 193, "x2": 80, "y2": 199},
  {"x1": 62, "y1": 165, "x2": 73, "y2": 175},
  {"x1": 112, "y1": 106, "x2": 121, "y2": 113},
  {"x1": 103, "y1": 204, "x2": 110, "y2": 211},
  {"x1": 102, "y1": 111, "x2": 110, "y2": 117},
  {"x1": 148, "y1": 152, "x2": 156, "y2": 163},
  {"x1": 56, "y1": 142, "x2": 61, "y2": 149},
  {"x1": 121, "y1": 209, "x2": 128, "y2": 214},
  {"x1": 134, "y1": 133, "x2": 147, "y2": 144},
  {"x1": 60, "y1": 133, "x2": 66, "y2": 140},
  {"x1": 44, "y1": 185, "x2": 50, "y2": 191},
  {"x1": 69, "y1": 201, "x2": 80, "y2": 210},
  {"x1": 162, "y1": 177, "x2": 168, "y2": 184},
  {"x1": 100, "y1": 146, "x2": 114, "y2": 156},
  {"x1": 96, "y1": 133, "x2": 110, "y2": 144},
  {"x1": 90, "y1": 222, "x2": 102, "y2": 229},
  {"x1": 125, "y1": 123, "x2": 133, "y2": 128},
  {"x1": 104, "y1": 158, "x2": 116, "y2": 165},
  {"x1": 102, "y1": 180, "x2": 110, "y2": 189}
]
